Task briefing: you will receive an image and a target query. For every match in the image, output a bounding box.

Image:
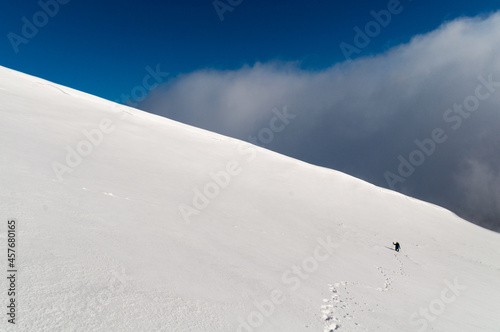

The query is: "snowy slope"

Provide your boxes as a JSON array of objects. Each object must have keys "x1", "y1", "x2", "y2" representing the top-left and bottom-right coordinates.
[{"x1": 0, "y1": 65, "x2": 499, "y2": 332}]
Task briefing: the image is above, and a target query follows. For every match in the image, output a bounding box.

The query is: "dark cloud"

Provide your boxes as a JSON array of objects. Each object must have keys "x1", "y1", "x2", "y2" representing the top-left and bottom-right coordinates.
[{"x1": 139, "y1": 12, "x2": 500, "y2": 232}]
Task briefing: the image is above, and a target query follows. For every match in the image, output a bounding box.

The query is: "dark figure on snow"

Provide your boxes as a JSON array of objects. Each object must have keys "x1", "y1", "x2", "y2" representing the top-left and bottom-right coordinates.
[{"x1": 393, "y1": 242, "x2": 400, "y2": 252}]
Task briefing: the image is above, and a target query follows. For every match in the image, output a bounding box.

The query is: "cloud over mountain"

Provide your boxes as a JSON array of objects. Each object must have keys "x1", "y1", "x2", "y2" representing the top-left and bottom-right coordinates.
[{"x1": 140, "y1": 12, "x2": 500, "y2": 231}]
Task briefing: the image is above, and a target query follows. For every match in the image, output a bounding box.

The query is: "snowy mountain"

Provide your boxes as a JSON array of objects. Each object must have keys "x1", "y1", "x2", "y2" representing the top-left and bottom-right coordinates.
[{"x1": 1, "y1": 65, "x2": 499, "y2": 331}]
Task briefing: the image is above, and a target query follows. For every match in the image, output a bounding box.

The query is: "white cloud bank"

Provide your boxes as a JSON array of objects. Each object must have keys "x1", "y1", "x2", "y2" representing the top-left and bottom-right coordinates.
[{"x1": 139, "y1": 12, "x2": 500, "y2": 231}]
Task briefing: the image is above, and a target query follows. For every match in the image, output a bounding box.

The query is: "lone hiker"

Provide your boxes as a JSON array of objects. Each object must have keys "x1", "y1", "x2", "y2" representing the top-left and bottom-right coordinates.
[{"x1": 393, "y1": 242, "x2": 400, "y2": 252}]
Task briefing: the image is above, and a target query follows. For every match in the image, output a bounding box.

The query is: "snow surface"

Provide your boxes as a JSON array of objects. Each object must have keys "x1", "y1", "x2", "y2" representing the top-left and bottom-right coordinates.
[{"x1": 1, "y1": 65, "x2": 499, "y2": 331}]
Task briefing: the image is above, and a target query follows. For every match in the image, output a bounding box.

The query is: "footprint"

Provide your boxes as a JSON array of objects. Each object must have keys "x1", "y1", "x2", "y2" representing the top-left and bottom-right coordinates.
[
  {"x1": 394, "y1": 253, "x2": 409, "y2": 276},
  {"x1": 376, "y1": 267, "x2": 392, "y2": 291},
  {"x1": 322, "y1": 281, "x2": 361, "y2": 330},
  {"x1": 324, "y1": 322, "x2": 338, "y2": 331}
]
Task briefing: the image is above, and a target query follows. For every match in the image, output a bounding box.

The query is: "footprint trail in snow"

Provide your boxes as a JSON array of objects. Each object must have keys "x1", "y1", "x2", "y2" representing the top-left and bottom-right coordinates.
[
  {"x1": 321, "y1": 282, "x2": 365, "y2": 331},
  {"x1": 321, "y1": 253, "x2": 409, "y2": 331}
]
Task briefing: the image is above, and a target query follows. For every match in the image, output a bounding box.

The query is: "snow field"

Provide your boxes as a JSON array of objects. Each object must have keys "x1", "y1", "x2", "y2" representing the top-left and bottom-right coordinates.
[{"x1": 1, "y1": 66, "x2": 499, "y2": 331}]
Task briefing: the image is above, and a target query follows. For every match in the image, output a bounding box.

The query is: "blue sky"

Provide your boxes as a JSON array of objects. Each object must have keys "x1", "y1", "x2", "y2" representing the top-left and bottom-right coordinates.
[
  {"x1": 1, "y1": 0, "x2": 499, "y2": 101},
  {"x1": 2, "y1": 0, "x2": 500, "y2": 231}
]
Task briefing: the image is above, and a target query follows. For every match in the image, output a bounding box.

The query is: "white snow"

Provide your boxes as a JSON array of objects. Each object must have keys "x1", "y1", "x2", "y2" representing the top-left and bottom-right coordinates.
[{"x1": 1, "y1": 65, "x2": 499, "y2": 331}]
